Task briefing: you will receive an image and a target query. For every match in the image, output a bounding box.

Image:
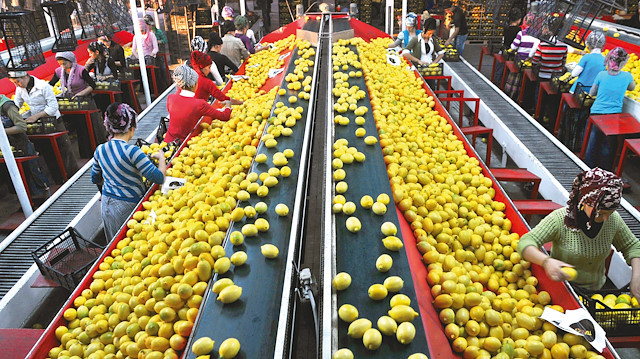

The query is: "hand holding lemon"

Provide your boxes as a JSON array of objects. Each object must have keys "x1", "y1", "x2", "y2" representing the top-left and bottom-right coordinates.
[{"x1": 542, "y1": 256, "x2": 576, "y2": 282}]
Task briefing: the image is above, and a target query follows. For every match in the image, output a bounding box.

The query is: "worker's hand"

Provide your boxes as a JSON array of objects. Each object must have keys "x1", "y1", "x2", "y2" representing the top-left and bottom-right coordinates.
[
  {"x1": 444, "y1": 39, "x2": 451, "y2": 47},
  {"x1": 543, "y1": 257, "x2": 574, "y2": 281},
  {"x1": 150, "y1": 151, "x2": 165, "y2": 162},
  {"x1": 230, "y1": 98, "x2": 244, "y2": 106},
  {"x1": 25, "y1": 115, "x2": 39, "y2": 123},
  {"x1": 631, "y1": 279, "x2": 640, "y2": 304}
]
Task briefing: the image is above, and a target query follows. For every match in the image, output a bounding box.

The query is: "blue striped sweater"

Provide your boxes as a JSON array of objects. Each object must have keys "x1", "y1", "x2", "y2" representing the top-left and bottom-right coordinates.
[{"x1": 91, "y1": 139, "x2": 164, "y2": 202}]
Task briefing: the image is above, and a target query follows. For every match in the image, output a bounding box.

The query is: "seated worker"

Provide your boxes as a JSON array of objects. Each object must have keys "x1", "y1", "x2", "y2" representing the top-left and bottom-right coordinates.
[
  {"x1": 584, "y1": 48, "x2": 636, "y2": 170},
  {"x1": 92, "y1": 103, "x2": 166, "y2": 241},
  {"x1": 10, "y1": 70, "x2": 79, "y2": 178},
  {"x1": 388, "y1": 13, "x2": 421, "y2": 49},
  {"x1": 234, "y1": 15, "x2": 266, "y2": 54},
  {"x1": 165, "y1": 65, "x2": 232, "y2": 143},
  {"x1": 208, "y1": 31, "x2": 239, "y2": 77},
  {"x1": 98, "y1": 33, "x2": 126, "y2": 74},
  {"x1": 187, "y1": 51, "x2": 243, "y2": 106},
  {"x1": 130, "y1": 19, "x2": 159, "y2": 63},
  {"x1": 86, "y1": 41, "x2": 119, "y2": 80},
  {"x1": 401, "y1": 18, "x2": 445, "y2": 66},
  {"x1": 50, "y1": 51, "x2": 107, "y2": 158},
  {"x1": 190, "y1": 36, "x2": 224, "y2": 86},
  {"x1": 570, "y1": 31, "x2": 606, "y2": 94},
  {"x1": 0, "y1": 94, "x2": 50, "y2": 200},
  {"x1": 518, "y1": 168, "x2": 640, "y2": 302},
  {"x1": 221, "y1": 21, "x2": 250, "y2": 68}
]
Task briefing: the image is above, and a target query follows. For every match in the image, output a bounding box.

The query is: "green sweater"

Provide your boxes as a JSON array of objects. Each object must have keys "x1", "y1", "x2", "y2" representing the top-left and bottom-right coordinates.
[{"x1": 517, "y1": 207, "x2": 640, "y2": 290}]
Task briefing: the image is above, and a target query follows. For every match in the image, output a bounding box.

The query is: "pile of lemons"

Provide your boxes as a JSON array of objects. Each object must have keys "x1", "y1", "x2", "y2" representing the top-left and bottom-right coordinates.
[{"x1": 358, "y1": 36, "x2": 607, "y2": 359}]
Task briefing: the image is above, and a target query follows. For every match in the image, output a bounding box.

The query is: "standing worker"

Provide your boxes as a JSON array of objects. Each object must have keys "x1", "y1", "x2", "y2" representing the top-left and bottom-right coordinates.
[
  {"x1": 518, "y1": 168, "x2": 640, "y2": 301},
  {"x1": 443, "y1": 0, "x2": 469, "y2": 56},
  {"x1": 208, "y1": 31, "x2": 239, "y2": 77},
  {"x1": 388, "y1": 13, "x2": 421, "y2": 49},
  {"x1": 92, "y1": 103, "x2": 166, "y2": 241},
  {"x1": 221, "y1": 21, "x2": 250, "y2": 69}
]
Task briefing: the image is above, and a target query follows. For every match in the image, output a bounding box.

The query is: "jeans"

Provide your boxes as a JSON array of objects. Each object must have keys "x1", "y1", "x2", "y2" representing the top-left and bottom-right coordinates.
[
  {"x1": 584, "y1": 127, "x2": 617, "y2": 171},
  {"x1": 101, "y1": 195, "x2": 138, "y2": 242},
  {"x1": 455, "y1": 34, "x2": 468, "y2": 57}
]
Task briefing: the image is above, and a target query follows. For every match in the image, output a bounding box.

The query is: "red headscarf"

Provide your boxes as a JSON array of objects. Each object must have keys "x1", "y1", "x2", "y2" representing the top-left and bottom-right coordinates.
[
  {"x1": 565, "y1": 168, "x2": 623, "y2": 231},
  {"x1": 190, "y1": 51, "x2": 213, "y2": 75}
]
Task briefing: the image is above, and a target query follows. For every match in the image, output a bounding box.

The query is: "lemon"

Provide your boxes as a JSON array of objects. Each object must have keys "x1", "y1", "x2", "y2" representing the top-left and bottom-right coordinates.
[
  {"x1": 561, "y1": 267, "x2": 577, "y2": 281},
  {"x1": 347, "y1": 318, "x2": 372, "y2": 338},
  {"x1": 338, "y1": 304, "x2": 359, "y2": 322},
  {"x1": 192, "y1": 337, "x2": 214, "y2": 355},
  {"x1": 368, "y1": 284, "x2": 388, "y2": 300},
  {"x1": 255, "y1": 218, "x2": 270, "y2": 232},
  {"x1": 335, "y1": 181, "x2": 348, "y2": 194},
  {"x1": 280, "y1": 166, "x2": 292, "y2": 177},
  {"x1": 360, "y1": 195, "x2": 374, "y2": 209},
  {"x1": 212, "y1": 278, "x2": 234, "y2": 294},
  {"x1": 333, "y1": 169, "x2": 346, "y2": 181},
  {"x1": 275, "y1": 203, "x2": 289, "y2": 216},
  {"x1": 219, "y1": 338, "x2": 241, "y2": 358},
  {"x1": 63, "y1": 308, "x2": 77, "y2": 321},
  {"x1": 230, "y1": 231, "x2": 244, "y2": 246},
  {"x1": 342, "y1": 202, "x2": 356, "y2": 215},
  {"x1": 355, "y1": 116, "x2": 365, "y2": 125},
  {"x1": 333, "y1": 203, "x2": 343, "y2": 213},
  {"x1": 382, "y1": 236, "x2": 404, "y2": 251},
  {"x1": 377, "y1": 193, "x2": 390, "y2": 205},
  {"x1": 355, "y1": 128, "x2": 366, "y2": 137},
  {"x1": 377, "y1": 315, "x2": 398, "y2": 335},
  {"x1": 396, "y1": 321, "x2": 416, "y2": 344},
  {"x1": 388, "y1": 305, "x2": 419, "y2": 322},
  {"x1": 390, "y1": 294, "x2": 411, "y2": 308},
  {"x1": 261, "y1": 244, "x2": 279, "y2": 259},
  {"x1": 381, "y1": 222, "x2": 397, "y2": 236},
  {"x1": 408, "y1": 354, "x2": 429, "y2": 359},
  {"x1": 242, "y1": 224, "x2": 258, "y2": 237},
  {"x1": 364, "y1": 136, "x2": 378, "y2": 145},
  {"x1": 218, "y1": 285, "x2": 242, "y2": 303},
  {"x1": 255, "y1": 154, "x2": 267, "y2": 163},
  {"x1": 332, "y1": 348, "x2": 354, "y2": 359},
  {"x1": 363, "y1": 328, "x2": 382, "y2": 350},
  {"x1": 376, "y1": 254, "x2": 393, "y2": 272},
  {"x1": 214, "y1": 257, "x2": 231, "y2": 274},
  {"x1": 346, "y1": 217, "x2": 361, "y2": 233},
  {"x1": 371, "y1": 201, "x2": 387, "y2": 215},
  {"x1": 230, "y1": 251, "x2": 247, "y2": 266},
  {"x1": 255, "y1": 201, "x2": 268, "y2": 213},
  {"x1": 383, "y1": 276, "x2": 404, "y2": 292},
  {"x1": 332, "y1": 272, "x2": 351, "y2": 290}
]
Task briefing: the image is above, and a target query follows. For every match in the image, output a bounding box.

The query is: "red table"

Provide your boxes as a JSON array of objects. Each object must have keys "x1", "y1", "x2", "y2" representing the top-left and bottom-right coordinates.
[
  {"x1": 616, "y1": 138, "x2": 640, "y2": 176},
  {"x1": 131, "y1": 64, "x2": 159, "y2": 97},
  {"x1": 422, "y1": 75, "x2": 452, "y2": 91},
  {"x1": 519, "y1": 69, "x2": 537, "y2": 105},
  {"x1": 478, "y1": 45, "x2": 491, "y2": 72},
  {"x1": 490, "y1": 167, "x2": 541, "y2": 199},
  {"x1": 580, "y1": 113, "x2": 640, "y2": 160},
  {"x1": 502, "y1": 61, "x2": 517, "y2": 91},
  {"x1": 491, "y1": 53, "x2": 505, "y2": 85},
  {"x1": 555, "y1": 93, "x2": 582, "y2": 137},
  {"x1": 0, "y1": 154, "x2": 39, "y2": 205},
  {"x1": 60, "y1": 108, "x2": 101, "y2": 151},
  {"x1": 120, "y1": 79, "x2": 141, "y2": 112},
  {"x1": 536, "y1": 81, "x2": 558, "y2": 119},
  {"x1": 28, "y1": 131, "x2": 70, "y2": 182},
  {"x1": 93, "y1": 89, "x2": 123, "y2": 103}
]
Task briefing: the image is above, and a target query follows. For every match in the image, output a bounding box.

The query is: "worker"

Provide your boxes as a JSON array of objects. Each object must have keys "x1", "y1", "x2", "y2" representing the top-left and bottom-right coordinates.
[
  {"x1": 570, "y1": 31, "x2": 606, "y2": 94},
  {"x1": 208, "y1": 31, "x2": 239, "y2": 77},
  {"x1": 143, "y1": 15, "x2": 167, "y2": 50},
  {"x1": 190, "y1": 36, "x2": 224, "y2": 86},
  {"x1": 187, "y1": 51, "x2": 243, "y2": 106},
  {"x1": 619, "y1": 3, "x2": 640, "y2": 29},
  {"x1": 10, "y1": 71, "x2": 79, "y2": 178},
  {"x1": 401, "y1": 18, "x2": 445, "y2": 66},
  {"x1": 388, "y1": 13, "x2": 421, "y2": 49},
  {"x1": 144, "y1": 15, "x2": 169, "y2": 91},
  {"x1": 86, "y1": 41, "x2": 119, "y2": 80},
  {"x1": 504, "y1": 13, "x2": 539, "y2": 100},
  {"x1": 494, "y1": 8, "x2": 522, "y2": 86},
  {"x1": 221, "y1": 21, "x2": 250, "y2": 68},
  {"x1": 234, "y1": 15, "x2": 265, "y2": 54},
  {"x1": 92, "y1": 103, "x2": 166, "y2": 241},
  {"x1": 442, "y1": 0, "x2": 468, "y2": 56},
  {"x1": 584, "y1": 48, "x2": 636, "y2": 170},
  {"x1": 0, "y1": 94, "x2": 50, "y2": 200},
  {"x1": 130, "y1": 19, "x2": 159, "y2": 63},
  {"x1": 518, "y1": 168, "x2": 640, "y2": 302},
  {"x1": 50, "y1": 51, "x2": 107, "y2": 158},
  {"x1": 165, "y1": 65, "x2": 232, "y2": 143},
  {"x1": 98, "y1": 33, "x2": 126, "y2": 74}
]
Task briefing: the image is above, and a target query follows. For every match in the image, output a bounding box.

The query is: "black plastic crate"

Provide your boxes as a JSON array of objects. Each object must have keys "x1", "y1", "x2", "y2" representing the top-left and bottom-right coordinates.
[
  {"x1": 443, "y1": 46, "x2": 460, "y2": 62},
  {"x1": 31, "y1": 228, "x2": 104, "y2": 291},
  {"x1": 551, "y1": 72, "x2": 573, "y2": 93},
  {"x1": 417, "y1": 63, "x2": 443, "y2": 77},
  {"x1": 57, "y1": 96, "x2": 97, "y2": 111},
  {"x1": 156, "y1": 116, "x2": 170, "y2": 144},
  {"x1": 516, "y1": 57, "x2": 533, "y2": 72},
  {"x1": 95, "y1": 78, "x2": 120, "y2": 91},
  {"x1": 0, "y1": 147, "x2": 24, "y2": 158},
  {"x1": 574, "y1": 286, "x2": 640, "y2": 336},
  {"x1": 26, "y1": 116, "x2": 58, "y2": 135},
  {"x1": 575, "y1": 83, "x2": 595, "y2": 108},
  {"x1": 0, "y1": 11, "x2": 46, "y2": 71}
]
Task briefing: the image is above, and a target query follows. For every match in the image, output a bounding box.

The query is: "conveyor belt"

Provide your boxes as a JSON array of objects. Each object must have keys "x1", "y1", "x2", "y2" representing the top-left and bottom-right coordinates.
[
  {"x1": 445, "y1": 61, "x2": 640, "y2": 236},
  {"x1": 0, "y1": 87, "x2": 175, "y2": 301}
]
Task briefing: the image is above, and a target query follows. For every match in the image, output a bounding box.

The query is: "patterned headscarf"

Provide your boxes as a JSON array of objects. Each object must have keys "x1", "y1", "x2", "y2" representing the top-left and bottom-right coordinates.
[
  {"x1": 605, "y1": 47, "x2": 629, "y2": 72},
  {"x1": 222, "y1": 6, "x2": 234, "y2": 19},
  {"x1": 191, "y1": 36, "x2": 208, "y2": 53},
  {"x1": 56, "y1": 51, "x2": 78, "y2": 97},
  {"x1": 406, "y1": 12, "x2": 417, "y2": 27},
  {"x1": 191, "y1": 51, "x2": 212, "y2": 70},
  {"x1": 104, "y1": 103, "x2": 138, "y2": 138},
  {"x1": 565, "y1": 167, "x2": 623, "y2": 231},
  {"x1": 522, "y1": 13, "x2": 535, "y2": 28},
  {"x1": 172, "y1": 64, "x2": 199, "y2": 89},
  {"x1": 585, "y1": 31, "x2": 606, "y2": 50}
]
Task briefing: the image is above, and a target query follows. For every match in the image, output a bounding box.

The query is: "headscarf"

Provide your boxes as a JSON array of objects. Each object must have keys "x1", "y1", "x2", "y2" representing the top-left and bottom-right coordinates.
[
  {"x1": 522, "y1": 13, "x2": 535, "y2": 29},
  {"x1": 143, "y1": 15, "x2": 154, "y2": 26},
  {"x1": 88, "y1": 41, "x2": 110, "y2": 76},
  {"x1": 103, "y1": 103, "x2": 138, "y2": 138},
  {"x1": 172, "y1": 64, "x2": 199, "y2": 89},
  {"x1": 137, "y1": 19, "x2": 155, "y2": 54},
  {"x1": 56, "y1": 51, "x2": 79, "y2": 97},
  {"x1": 565, "y1": 167, "x2": 623, "y2": 231},
  {"x1": 191, "y1": 36, "x2": 207, "y2": 53},
  {"x1": 605, "y1": 47, "x2": 629, "y2": 72},
  {"x1": 234, "y1": 15, "x2": 249, "y2": 30},
  {"x1": 222, "y1": 6, "x2": 234, "y2": 19},
  {"x1": 406, "y1": 12, "x2": 417, "y2": 27},
  {"x1": 585, "y1": 31, "x2": 606, "y2": 50},
  {"x1": 191, "y1": 51, "x2": 212, "y2": 71}
]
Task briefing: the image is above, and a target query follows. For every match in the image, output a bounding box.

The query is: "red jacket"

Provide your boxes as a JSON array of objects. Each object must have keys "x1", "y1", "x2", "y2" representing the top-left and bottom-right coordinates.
[
  {"x1": 165, "y1": 91, "x2": 231, "y2": 143},
  {"x1": 176, "y1": 75, "x2": 230, "y2": 101}
]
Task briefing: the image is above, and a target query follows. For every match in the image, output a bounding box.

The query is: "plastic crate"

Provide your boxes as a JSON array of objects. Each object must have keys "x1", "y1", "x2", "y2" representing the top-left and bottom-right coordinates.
[
  {"x1": 516, "y1": 58, "x2": 533, "y2": 72},
  {"x1": 26, "y1": 116, "x2": 57, "y2": 135},
  {"x1": 156, "y1": 116, "x2": 170, "y2": 144},
  {"x1": 574, "y1": 286, "x2": 640, "y2": 336},
  {"x1": 31, "y1": 228, "x2": 104, "y2": 291},
  {"x1": 0, "y1": 147, "x2": 24, "y2": 158},
  {"x1": 551, "y1": 72, "x2": 572, "y2": 93},
  {"x1": 417, "y1": 63, "x2": 443, "y2": 77},
  {"x1": 574, "y1": 83, "x2": 595, "y2": 108},
  {"x1": 503, "y1": 48, "x2": 517, "y2": 61},
  {"x1": 57, "y1": 96, "x2": 96, "y2": 111},
  {"x1": 95, "y1": 78, "x2": 120, "y2": 91},
  {"x1": 443, "y1": 46, "x2": 460, "y2": 62}
]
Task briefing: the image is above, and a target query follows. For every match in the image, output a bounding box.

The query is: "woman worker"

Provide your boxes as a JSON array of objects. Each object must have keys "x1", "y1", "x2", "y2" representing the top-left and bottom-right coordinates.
[
  {"x1": 401, "y1": 18, "x2": 445, "y2": 66},
  {"x1": 86, "y1": 41, "x2": 120, "y2": 114},
  {"x1": 190, "y1": 36, "x2": 224, "y2": 86},
  {"x1": 187, "y1": 51, "x2": 243, "y2": 106},
  {"x1": 518, "y1": 168, "x2": 640, "y2": 301},
  {"x1": 50, "y1": 51, "x2": 107, "y2": 158},
  {"x1": 388, "y1": 13, "x2": 421, "y2": 49},
  {"x1": 92, "y1": 103, "x2": 166, "y2": 241},
  {"x1": 165, "y1": 65, "x2": 232, "y2": 143},
  {"x1": 0, "y1": 94, "x2": 50, "y2": 199},
  {"x1": 10, "y1": 70, "x2": 79, "y2": 178},
  {"x1": 208, "y1": 31, "x2": 239, "y2": 77},
  {"x1": 584, "y1": 48, "x2": 636, "y2": 170}
]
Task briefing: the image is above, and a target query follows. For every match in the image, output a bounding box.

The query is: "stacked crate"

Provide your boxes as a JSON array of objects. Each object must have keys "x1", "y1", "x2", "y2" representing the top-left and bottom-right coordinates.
[
  {"x1": 279, "y1": 0, "x2": 301, "y2": 27},
  {"x1": 167, "y1": 5, "x2": 191, "y2": 63}
]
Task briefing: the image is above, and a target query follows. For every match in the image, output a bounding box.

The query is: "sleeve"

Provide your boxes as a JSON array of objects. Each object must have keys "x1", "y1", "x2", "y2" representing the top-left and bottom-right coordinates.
[
  {"x1": 517, "y1": 209, "x2": 564, "y2": 256},
  {"x1": 239, "y1": 42, "x2": 250, "y2": 61},
  {"x1": 157, "y1": 29, "x2": 168, "y2": 45},
  {"x1": 12, "y1": 89, "x2": 24, "y2": 110},
  {"x1": 109, "y1": 58, "x2": 120, "y2": 79},
  {"x1": 131, "y1": 37, "x2": 138, "y2": 58},
  {"x1": 43, "y1": 85, "x2": 60, "y2": 116},
  {"x1": 209, "y1": 63, "x2": 224, "y2": 86},
  {"x1": 85, "y1": 61, "x2": 96, "y2": 73},
  {"x1": 150, "y1": 33, "x2": 159, "y2": 56},
  {"x1": 206, "y1": 77, "x2": 229, "y2": 101},
  {"x1": 405, "y1": 36, "x2": 419, "y2": 54},
  {"x1": 577, "y1": 54, "x2": 588, "y2": 67},
  {"x1": 434, "y1": 39, "x2": 444, "y2": 54},
  {"x1": 131, "y1": 147, "x2": 164, "y2": 184},
  {"x1": 532, "y1": 46, "x2": 542, "y2": 65},
  {"x1": 49, "y1": 73, "x2": 60, "y2": 87},
  {"x1": 115, "y1": 46, "x2": 126, "y2": 65},
  {"x1": 571, "y1": 65, "x2": 584, "y2": 77},
  {"x1": 199, "y1": 101, "x2": 231, "y2": 121},
  {"x1": 91, "y1": 154, "x2": 103, "y2": 184},
  {"x1": 510, "y1": 32, "x2": 521, "y2": 50},
  {"x1": 82, "y1": 69, "x2": 97, "y2": 89},
  {"x1": 452, "y1": 12, "x2": 462, "y2": 27},
  {"x1": 4, "y1": 103, "x2": 26, "y2": 132},
  {"x1": 612, "y1": 214, "x2": 640, "y2": 264}
]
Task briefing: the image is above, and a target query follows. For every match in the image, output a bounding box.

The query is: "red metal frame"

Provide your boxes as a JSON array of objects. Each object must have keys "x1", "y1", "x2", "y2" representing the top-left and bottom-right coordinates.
[
  {"x1": 536, "y1": 81, "x2": 558, "y2": 119},
  {"x1": 59, "y1": 108, "x2": 100, "y2": 151},
  {"x1": 580, "y1": 113, "x2": 640, "y2": 159},
  {"x1": 478, "y1": 45, "x2": 491, "y2": 72},
  {"x1": 422, "y1": 75, "x2": 452, "y2": 92},
  {"x1": 489, "y1": 167, "x2": 541, "y2": 200},
  {"x1": 502, "y1": 61, "x2": 517, "y2": 90},
  {"x1": 555, "y1": 92, "x2": 582, "y2": 136},
  {"x1": 616, "y1": 138, "x2": 640, "y2": 177},
  {"x1": 491, "y1": 53, "x2": 505, "y2": 85},
  {"x1": 28, "y1": 130, "x2": 70, "y2": 182},
  {"x1": 0, "y1": 155, "x2": 38, "y2": 205},
  {"x1": 434, "y1": 89, "x2": 464, "y2": 112}
]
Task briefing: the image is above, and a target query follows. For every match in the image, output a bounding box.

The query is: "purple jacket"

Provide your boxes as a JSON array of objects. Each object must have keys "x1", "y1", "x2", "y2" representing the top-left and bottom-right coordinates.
[{"x1": 55, "y1": 64, "x2": 88, "y2": 97}]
